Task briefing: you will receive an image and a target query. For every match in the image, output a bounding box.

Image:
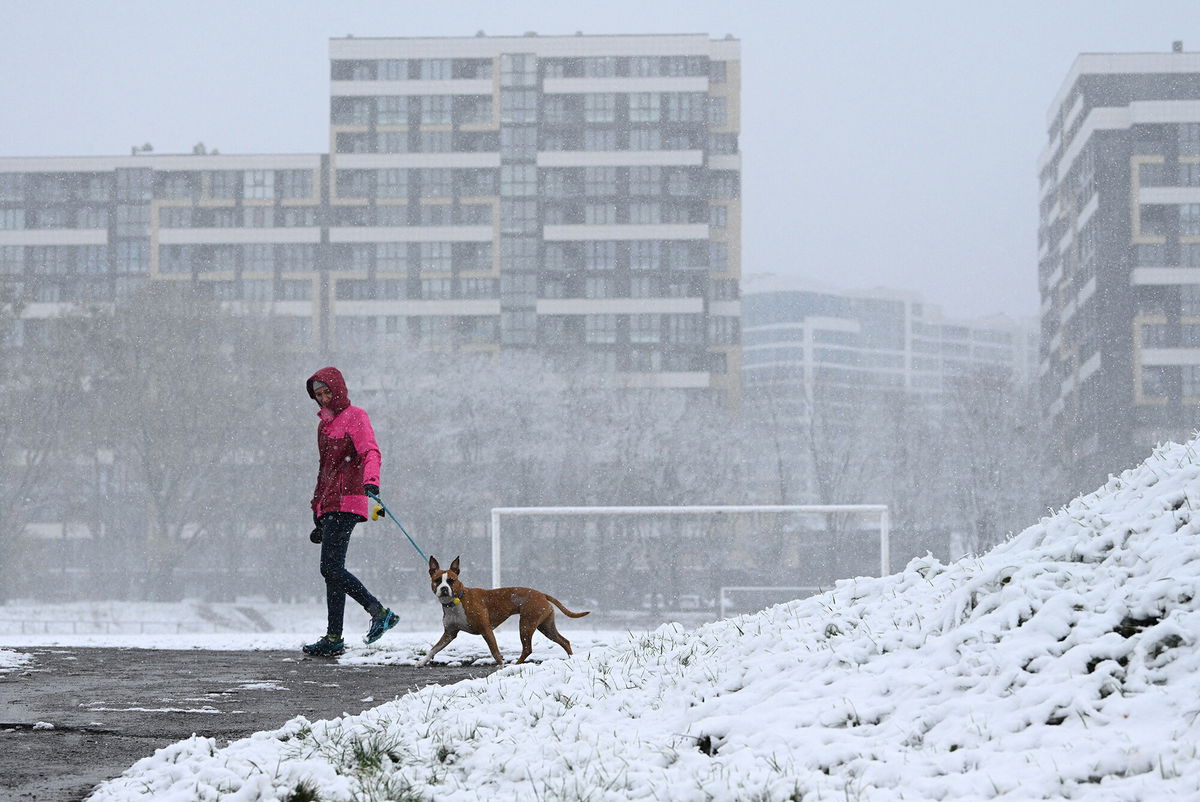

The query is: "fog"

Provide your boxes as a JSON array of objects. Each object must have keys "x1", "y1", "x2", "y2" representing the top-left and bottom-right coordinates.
[{"x1": 0, "y1": 3, "x2": 1197, "y2": 621}]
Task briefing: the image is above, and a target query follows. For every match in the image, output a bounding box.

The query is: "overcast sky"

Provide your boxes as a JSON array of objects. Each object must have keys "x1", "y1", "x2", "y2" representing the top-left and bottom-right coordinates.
[{"x1": 3, "y1": 1, "x2": 1198, "y2": 319}]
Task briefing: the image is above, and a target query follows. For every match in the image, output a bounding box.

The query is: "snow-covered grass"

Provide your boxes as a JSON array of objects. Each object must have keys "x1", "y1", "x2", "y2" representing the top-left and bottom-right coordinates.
[{"x1": 46, "y1": 437, "x2": 1200, "y2": 798}]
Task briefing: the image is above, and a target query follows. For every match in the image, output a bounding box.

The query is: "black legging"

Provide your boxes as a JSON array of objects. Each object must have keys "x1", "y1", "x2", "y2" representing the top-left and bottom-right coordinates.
[{"x1": 319, "y1": 512, "x2": 381, "y2": 638}]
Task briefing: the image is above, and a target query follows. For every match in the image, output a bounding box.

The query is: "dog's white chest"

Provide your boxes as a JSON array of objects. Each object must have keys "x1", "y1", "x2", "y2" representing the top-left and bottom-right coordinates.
[{"x1": 442, "y1": 602, "x2": 474, "y2": 634}]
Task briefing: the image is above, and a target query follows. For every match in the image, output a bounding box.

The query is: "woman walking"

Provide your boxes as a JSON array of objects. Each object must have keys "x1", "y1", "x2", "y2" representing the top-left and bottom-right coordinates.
[{"x1": 303, "y1": 366, "x2": 398, "y2": 657}]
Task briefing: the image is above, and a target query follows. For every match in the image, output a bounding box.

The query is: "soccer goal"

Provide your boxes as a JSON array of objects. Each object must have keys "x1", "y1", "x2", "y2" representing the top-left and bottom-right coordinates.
[{"x1": 489, "y1": 505, "x2": 889, "y2": 616}]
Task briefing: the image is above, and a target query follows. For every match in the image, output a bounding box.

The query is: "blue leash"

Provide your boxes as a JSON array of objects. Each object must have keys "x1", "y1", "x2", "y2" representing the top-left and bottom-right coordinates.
[{"x1": 367, "y1": 491, "x2": 428, "y2": 562}]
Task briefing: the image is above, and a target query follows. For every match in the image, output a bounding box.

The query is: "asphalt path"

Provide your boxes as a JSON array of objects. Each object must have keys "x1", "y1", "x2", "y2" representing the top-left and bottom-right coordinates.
[{"x1": 0, "y1": 647, "x2": 497, "y2": 801}]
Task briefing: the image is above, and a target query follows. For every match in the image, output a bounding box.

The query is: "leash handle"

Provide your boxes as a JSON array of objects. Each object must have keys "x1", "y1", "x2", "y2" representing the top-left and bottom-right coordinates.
[{"x1": 367, "y1": 491, "x2": 428, "y2": 563}]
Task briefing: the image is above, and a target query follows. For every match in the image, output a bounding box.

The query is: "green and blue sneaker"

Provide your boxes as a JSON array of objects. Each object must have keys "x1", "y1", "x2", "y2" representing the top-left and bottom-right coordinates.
[
  {"x1": 302, "y1": 635, "x2": 345, "y2": 657},
  {"x1": 364, "y1": 608, "x2": 399, "y2": 644}
]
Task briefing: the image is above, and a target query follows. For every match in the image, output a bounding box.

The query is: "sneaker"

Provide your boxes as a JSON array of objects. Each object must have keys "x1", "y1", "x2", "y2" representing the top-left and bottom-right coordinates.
[
  {"x1": 302, "y1": 635, "x2": 345, "y2": 657},
  {"x1": 364, "y1": 608, "x2": 399, "y2": 644}
]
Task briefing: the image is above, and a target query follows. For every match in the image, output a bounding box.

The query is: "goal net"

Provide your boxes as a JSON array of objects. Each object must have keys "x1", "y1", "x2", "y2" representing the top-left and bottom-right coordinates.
[{"x1": 489, "y1": 505, "x2": 889, "y2": 621}]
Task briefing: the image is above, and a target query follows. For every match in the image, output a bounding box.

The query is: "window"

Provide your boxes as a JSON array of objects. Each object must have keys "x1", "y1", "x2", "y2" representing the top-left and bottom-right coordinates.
[
  {"x1": 584, "y1": 129, "x2": 618, "y2": 151},
  {"x1": 459, "y1": 169, "x2": 497, "y2": 196},
  {"x1": 501, "y1": 309, "x2": 536, "y2": 344},
  {"x1": 1141, "y1": 365, "x2": 1172, "y2": 398},
  {"x1": 420, "y1": 131, "x2": 453, "y2": 152},
  {"x1": 0, "y1": 245, "x2": 24, "y2": 274},
  {"x1": 376, "y1": 131, "x2": 408, "y2": 153},
  {"x1": 420, "y1": 59, "x2": 452, "y2": 80},
  {"x1": 585, "y1": 203, "x2": 617, "y2": 224},
  {"x1": 629, "y1": 166, "x2": 661, "y2": 196},
  {"x1": 1185, "y1": 365, "x2": 1200, "y2": 397},
  {"x1": 542, "y1": 96, "x2": 572, "y2": 125},
  {"x1": 337, "y1": 170, "x2": 371, "y2": 199},
  {"x1": 1183, "y1": 204, "x2": 1200, "y2": 236},
  {"x1": 242, "y1": 206, "x2": 272, "y2": 228},
  {"x1": 456, "y1": 203, "x2": 492, "y2": 224},
  {"x1": 420, "y1": 95, "x2": 452, "y2": 125},
  {"x1": 501, "y1": 164, "x2": 538, "y2": 196},
  {"x1": 115, "y1": 204, "x2": 149, "y2": 236},
  {"x1": 630, "y1": 202, "x2": 662, "y2": 224},
  {"x1": 500, "y1": 54, "x2": 537, "y2": 87},
  {"x1": 710, "y1": 205, "x2": 728, "y2": 228},
  {"x1": 630, "y1": 241, "x2": 661, "y2": 270},
  {"x1": 30, "y1": 246, "x2": 72, "y2": 274},
  {"x1": 0, "y1": 173, "x2": 23, "y2": 201},
  {"x1": 461, "y1": 278, "x2": 495, "y2": 299},
  {"x1": 665, "y1": 93, "x2": 706, "y2": 122},
  {"x1": 207, "y1": 171, "x2": 239, "y2": 199},
  {"x1": 584, "y1": 276, "x2": 614, "y2": 298},
  {"x1": 455, "y1": 96, "x2": 492, "y2": 125},
  {"x1": 1180, "y1": 162, "x2": 1200, "y2": 187},
  {"x1": 243, "y1": 170, "x2": 274, "y2": 199},
  {"x1": 336, "y1": 133, "x2": 373, "y2": 153},
  {"x1": 115, "y1": 168, "x2": 152, "y2": 201},
  {"x1": 376, "y1": 243, "x2": 408, "y2": 273},
  {"x1": 159, "y1": 244, "x2": 191, "y2": 274},
  {"x1": 278, "y1": 170, "x2": 313, "y2": 199},
  {"x1": 1179, "y1": 123, "x2": 1200, "y2": 156},
  {"x1": 282, "y1": 207, "x2": 317, "y2": 227},
  {"x1": 279, "y1": 244, "x2": 316, "y2": 272},
  {"x1": 419, "y1": 242, "x2": 452, "y2": 273},
  {"x1": 332, "y1": 244, "x2": 371, "y2": 271},
  {"x1": 244, "y1": 279, "x2": 273, "y2": 301},
  {"x1": 631, "y1": 57, "x2": 662, "y2": 77},
  {"x1": 667, "y1": 314, "x2": 703, "y2": 344},
  {"x1": 582, "y1": 57, "x2": 617, "y2": 77},
  {"x1": 709, "y1": 316, "x2": 738, "y2": 344},
  {"x1": 584, "y1": 167, "x2": 617, "y2": 196},
  {"x1": 709, "y1": 61, "x2": 727, "y2": 83},
  {"x1": 376, "y1": 168, "x2": 408, "y2": 199},
  {"x1": 374, "y1": 96, "x2": 407, "y2": 126},
  {"x1": 709, "y1": 133, "x2": 738, "y2": 154},
  {"x1": 501, "y1": 200, "x2": 538, "y2": 233},
  {"x1": 501, "y1": 237, "x2": 538, "y2": 272},
  {"x1": 454, "y1": 58, "x2": 492, "y2": 80},
  {"x1": 115, "y1": 241, "x2": 148, "y2": 272},
  {"x1": 618, "y1": 125, "x2": 656, "y2": 152},
  {"x1": 585, "y1": 241, "x2": 617, "y2": 270},
  {"x1": 584, "y1": 315, "x2": 617, "y2": 344},
  {"x1": 706, "y1": 97, "x2": 728, "y2": 126},
  {"x1": 500, "y1": 126, "x2": 537, "y2": 161},
  {"x1": 711, "y1": 172, "x2": 739, "y2": 199},
  {"x1": 630, "y1": 314, "x2": 661, "y2": 343},
  {"x1": 455, "y1": 242, "x2": 491, "y2": 271},
  {"x1": 584, "y1": 94, "x2": 616, "y2": 123},
  {"x1": 501, "y1": 90, "x2": 538, "y2": 123},
  {"x1": 709, "y1": 242, "x2": 728, "y2": 272},
  {"x1": 243, "y1": 244, "x2": 274, "y2": 274},
  {"x1": 331, "y1": 97, "x2": 372, "y2": 125},
  {"x1": 380, "y1": 59, "x2": 408, "y2": 80},
  {"x1": 420, "y1": 169, "x2": 452, "y2": 197},
  {"x1": 279, "y1": 279, "x2": 312, "y2": 299},
  {"x1": 1142, "y1": 323, "x2": 1171, "y2": 347},
  {"x1": 631, "y1": 275, "x2": 657, "y2": 297},
  {"x1": 629, "y1": 93, "x2": 661, "y2": 122}
]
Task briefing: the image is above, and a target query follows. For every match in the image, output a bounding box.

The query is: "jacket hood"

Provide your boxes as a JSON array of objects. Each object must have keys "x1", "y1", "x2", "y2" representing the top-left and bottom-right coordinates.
[{"x1": 307, "y1": 366, "x2": 351, "y2": 413}]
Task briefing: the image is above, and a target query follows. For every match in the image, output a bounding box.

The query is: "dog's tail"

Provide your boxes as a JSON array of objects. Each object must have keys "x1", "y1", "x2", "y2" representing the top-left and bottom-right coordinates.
[{"x1": 546, "y1": 595, "x2": 590, "y2": 618}]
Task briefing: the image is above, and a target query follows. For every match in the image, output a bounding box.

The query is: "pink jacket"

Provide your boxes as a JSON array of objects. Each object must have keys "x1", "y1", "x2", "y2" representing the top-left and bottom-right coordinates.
[{"x1": 306, "y1": 367, "x2": 381, "y2": 520}]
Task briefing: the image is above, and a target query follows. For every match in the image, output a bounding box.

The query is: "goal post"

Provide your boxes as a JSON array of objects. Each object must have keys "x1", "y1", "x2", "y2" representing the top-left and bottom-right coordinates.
[{"x1": 489, "y1": 504, "x2": 890, "y2": 592}]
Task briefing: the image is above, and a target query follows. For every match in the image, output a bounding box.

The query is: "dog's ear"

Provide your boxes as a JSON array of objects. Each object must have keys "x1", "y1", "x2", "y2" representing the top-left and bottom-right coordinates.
[
  {"x1": 450, "y1": 556, "x2": 461, "y2": 576},
  {"x1": 428, "y1": 555, "x2": 440, "y2": 576}
]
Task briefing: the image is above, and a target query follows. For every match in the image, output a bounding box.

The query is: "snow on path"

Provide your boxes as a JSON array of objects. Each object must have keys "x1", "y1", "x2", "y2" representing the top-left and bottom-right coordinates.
[{"x1": 80, "y1": 437, "x2": 1200, "y2": 799}]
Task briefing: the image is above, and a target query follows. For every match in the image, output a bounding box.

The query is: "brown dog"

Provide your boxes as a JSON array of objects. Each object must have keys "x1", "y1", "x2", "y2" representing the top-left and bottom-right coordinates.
[{"x1": 418, "y1": 555, "x2": 590, "y2": 666}]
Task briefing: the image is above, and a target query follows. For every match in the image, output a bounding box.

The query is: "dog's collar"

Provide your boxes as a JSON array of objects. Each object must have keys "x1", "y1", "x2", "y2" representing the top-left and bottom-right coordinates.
[{"x1": 440, "y1": 596, "x2": 462, "y2": 608}]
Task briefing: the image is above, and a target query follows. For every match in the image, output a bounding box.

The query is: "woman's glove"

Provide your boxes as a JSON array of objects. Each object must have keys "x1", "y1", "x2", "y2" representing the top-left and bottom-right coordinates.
[
  {"x1": 364, "y1": 484, "x2": 380, "y2": 497},
  {"x1": 310, "y1": 527, "x2": 322, "y2": 544}
]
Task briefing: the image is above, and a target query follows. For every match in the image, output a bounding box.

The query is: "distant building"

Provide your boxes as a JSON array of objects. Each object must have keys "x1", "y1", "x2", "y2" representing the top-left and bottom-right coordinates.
[
  {"x1": 0, "y1": 33, "x2": 741, "y2": 392},
  {"x1": 1039, "y1": 44, "x2": 1200, "y2": 489},
  {"x1": 741, "y1": 275, "x2": 1037, "y2": 409}
]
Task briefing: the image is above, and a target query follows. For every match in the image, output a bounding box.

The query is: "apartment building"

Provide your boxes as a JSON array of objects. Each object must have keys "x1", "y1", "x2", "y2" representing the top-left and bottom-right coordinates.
[
  {"x1": 0, "y1": 32, "x2": 741, "y2": 392},
  {"x1": 741, "y1": 275, "x2": 1037, "y2": 408},
  {"x1": 1039, "y1": 44, "x2": 1200, "y2": 488}
]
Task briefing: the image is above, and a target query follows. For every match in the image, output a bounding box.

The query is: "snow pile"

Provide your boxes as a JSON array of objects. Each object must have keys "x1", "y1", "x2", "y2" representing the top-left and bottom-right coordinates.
[
  {"x1": 0, "y1": 648, "x2": 32, "y2": 673},
  {"x1": 90, "y1": 439, "x2": 1200, "y2": 801}
]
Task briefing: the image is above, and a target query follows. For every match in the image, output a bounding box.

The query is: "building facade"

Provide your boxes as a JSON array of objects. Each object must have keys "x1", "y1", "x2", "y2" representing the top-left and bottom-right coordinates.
[
  {"x1": 0, "y1": 33, "x2": 741, "y2": 392},
  {"x1": 1039, "y1": 45, "x2": 1200, "y2": 489},
  {"x1": 741, "y1": 275, "x2": 1037, "y2": 409}
]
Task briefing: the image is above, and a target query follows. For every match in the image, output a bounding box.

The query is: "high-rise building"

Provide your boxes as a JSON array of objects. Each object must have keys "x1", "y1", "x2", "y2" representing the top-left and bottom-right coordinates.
[
  {"x1": 741, "y1": 275, "x2": 1037, "y2": 409},
  {"x1": 1039, "y1": 44, "x2": 1200, "y2": 489},
  {"x1": 0, "y1": 33, "x2": 741, "y2": 391}
]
